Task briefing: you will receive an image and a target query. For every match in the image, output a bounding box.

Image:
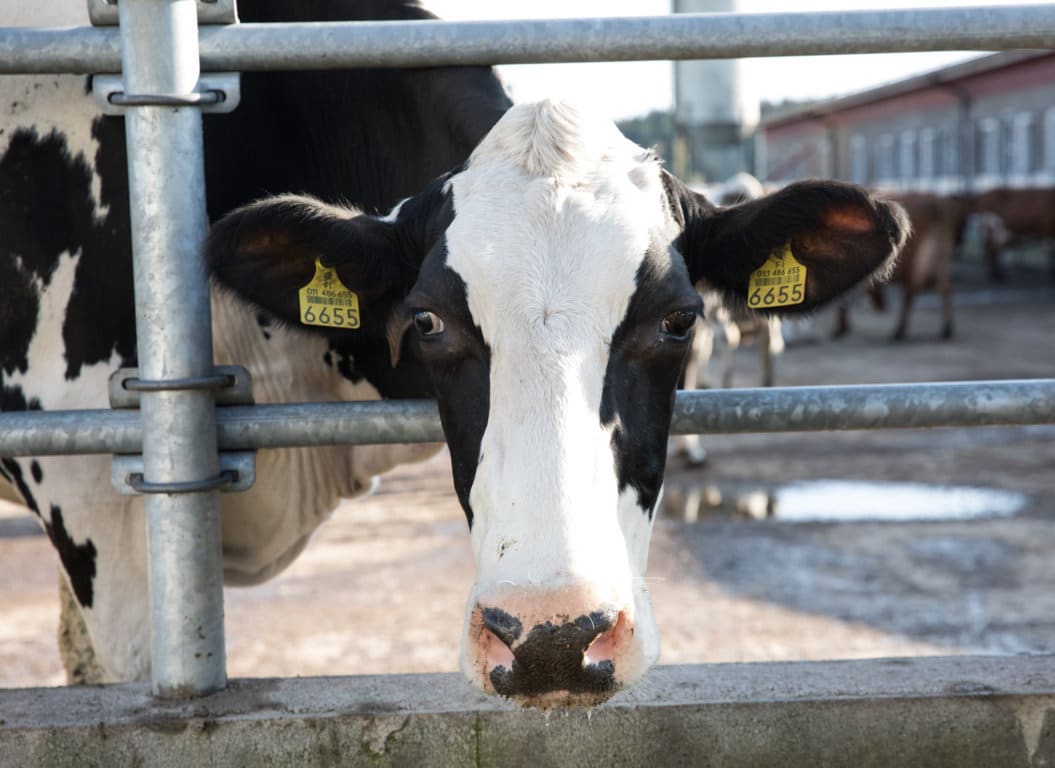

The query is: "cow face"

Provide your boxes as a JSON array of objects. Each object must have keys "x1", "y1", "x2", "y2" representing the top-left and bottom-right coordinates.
[{"x1": 206, "y1": 100, "x2": 908, "y2": 707}]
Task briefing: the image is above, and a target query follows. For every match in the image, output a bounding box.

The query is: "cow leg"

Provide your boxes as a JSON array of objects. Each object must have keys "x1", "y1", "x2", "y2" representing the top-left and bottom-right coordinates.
[
  {"x1": 758, "y1": 318, "x2": 783, "y2": 387},
  {"x1": 892, "y1": 289, "x2": 913, "y2": 341},
  {"x1": 832, "y1": 303, "x2": 851, "y2": 338},
  {"x1": 938, "y1": 277, "x2": 954, "y2": 340},
  {"x1": 718, "y1": 321, "x2": 740, "y2": 389},
  {"x1": 58, "y1": 571, "x2": 105, "y2": 684}
]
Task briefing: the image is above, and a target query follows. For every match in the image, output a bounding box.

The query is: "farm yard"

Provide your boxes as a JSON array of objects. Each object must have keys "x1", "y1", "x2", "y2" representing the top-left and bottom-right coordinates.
[{"x1": 1, "y1": 262, "x2": 1053, "y2": 691}]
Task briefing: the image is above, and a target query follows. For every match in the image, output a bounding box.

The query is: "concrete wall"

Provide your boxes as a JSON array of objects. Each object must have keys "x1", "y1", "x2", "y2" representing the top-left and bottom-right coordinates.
[{"x1": 2, "y1": 656, "x2": 1054, "y2": 767}]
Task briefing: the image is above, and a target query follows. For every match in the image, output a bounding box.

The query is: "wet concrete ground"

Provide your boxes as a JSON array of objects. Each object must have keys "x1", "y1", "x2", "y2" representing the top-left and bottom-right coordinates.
[{"x1": 1, "y1": 265, "x2": 1053, "y2": 688}]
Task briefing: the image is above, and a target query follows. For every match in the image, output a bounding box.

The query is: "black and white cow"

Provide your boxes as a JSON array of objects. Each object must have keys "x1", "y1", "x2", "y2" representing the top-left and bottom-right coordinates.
[
  {"x1": 1, "y1": 0, "x2": 507, "y2": 683},
  {"x1": 1, "y1": 2, "x2": 909, "y2": 708}
]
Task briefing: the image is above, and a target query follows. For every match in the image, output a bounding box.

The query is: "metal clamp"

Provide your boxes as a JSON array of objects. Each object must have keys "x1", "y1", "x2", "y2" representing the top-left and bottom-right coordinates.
[
  {"x1": 109, "y1": 366, "x2": 256, "y2": 495},
  {"x1": 112, "y1": 452, "x2": 256, "y2": 496},
  {"x1": 122, "y1": 372, "x2": 234, "y2": 393},
  {"x1": 88, "y1": 0, "x2": 238, "y2": 26},
  {"x1": 108, "y1": 90, "x2": 226, "y2": 108},
  {"x1": 92, "y1": 73, "x2": 241, "y2": 115},
  {"x1": 109, "y1": 365, "x2": 254, "y2": 409}
]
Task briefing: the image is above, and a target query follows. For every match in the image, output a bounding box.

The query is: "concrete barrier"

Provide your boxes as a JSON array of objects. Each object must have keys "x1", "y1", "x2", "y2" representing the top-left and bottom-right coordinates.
[{"x1": 2, "y1": 656, "x2": 1054, "y2": 767}]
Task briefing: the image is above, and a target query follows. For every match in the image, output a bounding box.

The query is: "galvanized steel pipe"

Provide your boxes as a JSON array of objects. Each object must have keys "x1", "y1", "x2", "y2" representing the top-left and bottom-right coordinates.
[
  {"x1": 2, "y1": 5, "x2": 1055, "y2": 74},
  {"x1": 1, "y1": 381, "x2": 1053, "y2": 457},
  {"x1": 119, "y1": 0, "x2": 226, "y2": 698}
]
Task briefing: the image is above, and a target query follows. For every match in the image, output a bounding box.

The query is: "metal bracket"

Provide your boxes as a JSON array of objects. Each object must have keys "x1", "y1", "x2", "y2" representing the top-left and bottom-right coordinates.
[
  {"x1": 112, "y1": 452, "x2": 256, "y2": 496},
  {"x1": 88, "y1": 0, "x2": 238, "y2": 26},
  {"x1": 109, "y1": 365, "x2": 255, "y2": 495},
  {"x1": 92, "y1": 73, "x2": 242, "y2": 115},
  {"x1": 109, "y1": 365, "x2": 254, "y2": 409},
  {"x1": 89, "y1": 0, "x2": 240, "y2": 115}
]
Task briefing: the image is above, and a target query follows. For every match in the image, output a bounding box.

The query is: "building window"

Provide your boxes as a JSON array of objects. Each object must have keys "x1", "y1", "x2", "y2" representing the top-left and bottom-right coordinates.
[
  {"x1": 899, "y1": 130, "x2": 917, "y2": 180},
  {"x1": 1044, "y1": 108, "x2": 1055, "y2": 173},
  {"x1": 875, "y1": 134, "x2": 895, "y2": 183},
  {"x1": 944, "y1": 125, "x2": 960, "y2": 178},
  {"x1": 976, "y1": 118, "x2": 1000, "y2": 176},
  {"x1": 1011, "y1": 112, "x2": 1034, "y2": 177},
  {"x1": 920, "y1": 128, "x2": 936, "y2": 179},
  {"x1": 850, "y1": 134, "x2": 868, "y2": 184}
]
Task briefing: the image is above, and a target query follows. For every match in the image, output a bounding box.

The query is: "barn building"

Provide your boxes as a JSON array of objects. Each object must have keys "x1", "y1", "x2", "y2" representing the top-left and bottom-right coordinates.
[{"x1": 760, "y1": 50, "x2": 1055, "y2": 195}]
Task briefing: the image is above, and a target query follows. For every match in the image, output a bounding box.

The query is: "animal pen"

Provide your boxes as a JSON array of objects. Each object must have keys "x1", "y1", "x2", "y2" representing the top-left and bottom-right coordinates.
[{"x1": 1, "y1": 2, "x2": 1055, "y2": 765}]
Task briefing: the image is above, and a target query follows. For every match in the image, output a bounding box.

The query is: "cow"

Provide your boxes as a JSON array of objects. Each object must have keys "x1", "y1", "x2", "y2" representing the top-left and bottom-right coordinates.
[
  {"x1": 1, "y1": 0, "x2": 508, "y2": 685},
  {"x1": 1, "y1": 4, "x2": 909, "y2": 708},
  {"x1": 969, "y1": 186, "x2": 1055, "y2": 282},
  {"x1": 834, "y1": 192, "x2": 960, "y2": 341}
]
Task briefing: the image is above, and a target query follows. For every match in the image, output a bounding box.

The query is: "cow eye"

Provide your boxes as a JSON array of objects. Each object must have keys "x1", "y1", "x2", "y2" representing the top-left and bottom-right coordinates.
[
  {"x1": 413, "y1": 310, "x2": 445, "y2": 336},
  {"x1": 661, "y1": 310, "x2": 697, "y2": 340}
]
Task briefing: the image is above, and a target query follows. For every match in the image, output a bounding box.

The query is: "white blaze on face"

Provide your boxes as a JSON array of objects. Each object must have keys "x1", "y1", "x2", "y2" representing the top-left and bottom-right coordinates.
[{"x1": 445, "y1": 101, "x2": 669, "y2": 659}]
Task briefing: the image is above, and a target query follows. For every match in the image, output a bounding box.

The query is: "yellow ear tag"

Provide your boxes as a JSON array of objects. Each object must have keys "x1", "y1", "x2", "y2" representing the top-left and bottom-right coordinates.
[
  {"x1": 747, "y1": 242, "x2": 807, "y2": 309},
  {"x1": 298, "y1": 258, "x2": 361, "y2": 329}
]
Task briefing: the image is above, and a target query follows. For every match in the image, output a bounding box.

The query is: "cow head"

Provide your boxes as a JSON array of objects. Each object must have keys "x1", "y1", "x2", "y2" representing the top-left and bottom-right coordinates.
[{"x1": 205, "y1": 100, "x2": 908, "y2": 707}]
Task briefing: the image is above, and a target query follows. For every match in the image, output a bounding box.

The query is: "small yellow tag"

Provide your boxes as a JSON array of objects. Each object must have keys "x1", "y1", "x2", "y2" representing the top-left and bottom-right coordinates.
[
  {"x1": 298, "y1": 258, "x2": 361, "y2": 329},
  {"x1": 747, "y1": 242, "x2": 807, "y2": 309}
]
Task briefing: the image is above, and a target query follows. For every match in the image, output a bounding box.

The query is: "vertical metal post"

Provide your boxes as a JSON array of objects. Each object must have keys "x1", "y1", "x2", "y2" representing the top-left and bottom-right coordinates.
[{"x1": 118, "y1": 0, "x2": 226, "y2": 697}]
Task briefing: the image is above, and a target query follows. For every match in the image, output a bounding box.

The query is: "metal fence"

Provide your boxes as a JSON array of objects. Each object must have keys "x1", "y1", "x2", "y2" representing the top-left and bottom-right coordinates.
[{"x1": 0, "y1": 2, "x2": 1053, "y2": 699}]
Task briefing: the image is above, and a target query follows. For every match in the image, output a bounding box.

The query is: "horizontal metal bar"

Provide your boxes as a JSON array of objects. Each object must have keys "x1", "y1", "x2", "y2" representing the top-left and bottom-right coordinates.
[
  {"x1": 1, "y1": 6, "x2": 1054, "y2": 75},
  {"x1": 0, "y1": 380, "x2": 1052, "y2": 457}
]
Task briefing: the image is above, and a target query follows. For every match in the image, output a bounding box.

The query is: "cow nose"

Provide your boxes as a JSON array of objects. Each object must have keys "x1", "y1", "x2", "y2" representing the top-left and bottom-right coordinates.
[{"x1": 476, "y1": 604, "x2": 633, "y2": 704}]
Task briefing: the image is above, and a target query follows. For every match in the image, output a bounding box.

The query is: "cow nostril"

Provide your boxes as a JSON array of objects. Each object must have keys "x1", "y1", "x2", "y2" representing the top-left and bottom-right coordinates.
[
  {"x1": 583, "y1": 610, "x2": 629, "y2": 668},
  {"x1": 481, "y1": 607, "x2": 523, "y2": 648},
  {"x1": 482, "y1": 627, "x2": 515, "y2": 676}
]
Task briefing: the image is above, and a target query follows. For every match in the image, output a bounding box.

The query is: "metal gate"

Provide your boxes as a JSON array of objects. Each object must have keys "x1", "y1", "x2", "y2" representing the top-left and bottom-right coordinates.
[{"x1": 1, "y1": 1, "x2": 1054, "y2": 699}]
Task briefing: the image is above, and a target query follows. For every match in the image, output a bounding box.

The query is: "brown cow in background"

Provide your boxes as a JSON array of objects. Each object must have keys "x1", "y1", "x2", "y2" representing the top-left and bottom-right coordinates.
[
  {"x1": 835, "y1": 193, "x2": 965, "y2": 341},
  {"x1": 970, "y1": 187, "x2": 1055, "y2": 282}
]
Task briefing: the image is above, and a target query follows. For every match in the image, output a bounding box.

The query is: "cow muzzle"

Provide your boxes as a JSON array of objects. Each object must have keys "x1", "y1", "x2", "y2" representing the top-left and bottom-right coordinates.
[{"x1": 463, "y1": 584, "x2": 641, "y2": 708}]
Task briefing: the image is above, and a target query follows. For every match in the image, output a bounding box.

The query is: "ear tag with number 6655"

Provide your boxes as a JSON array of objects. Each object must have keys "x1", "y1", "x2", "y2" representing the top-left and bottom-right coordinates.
[
  {"x1": 298, "y1": 257, "x2": 361, "y2": 329},
  {"x1": 747, "y1": 242, "x2": 807, "y2": 309}
]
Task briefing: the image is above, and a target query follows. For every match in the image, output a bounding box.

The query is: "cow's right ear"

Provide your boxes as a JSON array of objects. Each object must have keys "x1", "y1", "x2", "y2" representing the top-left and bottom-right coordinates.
[
  {"x1": 665, "y1": 173, "x2": 910, "y2": 315},
  {"x1": 205, "y1": 186, "x2": 450, "y2": 341}
]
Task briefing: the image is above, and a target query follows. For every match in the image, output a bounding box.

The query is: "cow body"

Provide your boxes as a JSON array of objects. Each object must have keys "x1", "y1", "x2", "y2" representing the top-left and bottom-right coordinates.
[
  {"x1": 2, "y1": 3, "x2": 908, "y2": 708},
  {"x1": 970, "y1": 187, "x2": 1055, "y2": 281},
  {"x1": 1, "y1": 0, "x2": 508, "y2": 685},
  {"x1": 834, "y1": 192, "x2": 962, "y2": 341}
]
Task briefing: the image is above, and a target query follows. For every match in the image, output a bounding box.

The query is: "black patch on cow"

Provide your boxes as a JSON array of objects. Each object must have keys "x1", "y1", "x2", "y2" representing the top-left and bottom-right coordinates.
[
  {"x1": 488, "y1": 611, "x2": 617, "y2": 698},
  {"x1": 0, "y1": 389, "x2": 44, "y2": 515},
  {"x1": 30, "y1": 460, "x2": 43, "y2": 484},
  {"x1": 600, "y1": 247, "x2": 700, "y2": 518},
  {"x1": 256, "y1": 312, "x2": 273, "y2": 340},
  {"x1": 0, "y1": 384, "x2": 41, "y2": 414},
  {"x1": 62, "y1": 117, "x2": 137, "y2": 380},
  {"x1": 0, "y1": 458, "x2": 39, "y2": 516},
  {"x1": 202, "y1": 1, "x2": 510, "y2": 219},
  {"x1": 0, "y1": 128, "x2": 88, "y2": 285},
  {"x1": 402, "y1": 251, "x2": 491, "y2": 527},
  {"x1": 44, "y1": 505, "x2": 97, "y2": 609},
  {"x1": 482, "y1": 607, "x2": 524, "y2": 648},
  {"x1": 0, "y1": 254, "x2": 40, "y2": 378},
  {"x1": 0, "y1": 122, "x2": 137, "y2": 385},
  {"x1": 324, "y1": 345, "x2": 365, "y2": 385}
]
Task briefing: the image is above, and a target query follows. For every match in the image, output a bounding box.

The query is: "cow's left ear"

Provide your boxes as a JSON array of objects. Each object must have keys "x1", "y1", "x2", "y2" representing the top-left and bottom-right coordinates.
[
  {"x1": 668, "y1": 175, "x2": 911, "y2": 314},
  {"x1": 204, "y1": 178, "x2": 453, "y2": 343}
]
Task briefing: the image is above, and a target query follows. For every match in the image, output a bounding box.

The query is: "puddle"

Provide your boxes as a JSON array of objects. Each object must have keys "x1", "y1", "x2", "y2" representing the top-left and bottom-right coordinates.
[{"x1": 661, "y1": 480, "x2": 1028, "y2": 524}]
